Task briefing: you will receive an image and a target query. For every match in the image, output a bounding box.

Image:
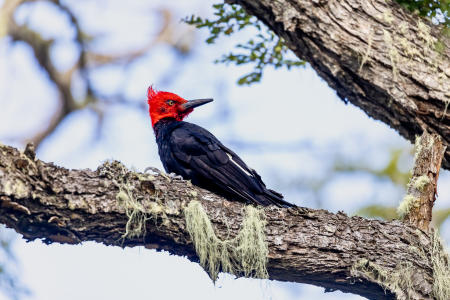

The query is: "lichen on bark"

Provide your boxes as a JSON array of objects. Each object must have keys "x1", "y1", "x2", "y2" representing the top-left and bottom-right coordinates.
[
  {"x1": 430, "y1": 231, "x2": 450, "y2": 300},
  {"x1": 351, "y1": 258, "x2": 416, "y2": 299},
  {"x1": 184, "y1": 200, "x2": 268, "y2": 281},
  {"x1": 0, "y1": 143, "x2": 441, "y2": 299},
  {"x1": 351, "y1": 229, "x2": 450, "y2": 300}
]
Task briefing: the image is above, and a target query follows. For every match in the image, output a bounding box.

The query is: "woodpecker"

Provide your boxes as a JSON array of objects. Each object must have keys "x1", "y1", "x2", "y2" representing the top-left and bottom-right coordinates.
[{"x1": 147, "y1": 86, "x2": 294, "y2": 207}]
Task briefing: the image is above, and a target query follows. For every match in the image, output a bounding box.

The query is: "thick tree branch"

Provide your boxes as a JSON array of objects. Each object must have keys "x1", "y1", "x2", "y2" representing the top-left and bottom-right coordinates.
[
  {"x1": 229, "y1": 0, "x2": 450, "y2": 169},
  {"x1": 0, "y1": 143, "x2": 441, "y2": 299}
]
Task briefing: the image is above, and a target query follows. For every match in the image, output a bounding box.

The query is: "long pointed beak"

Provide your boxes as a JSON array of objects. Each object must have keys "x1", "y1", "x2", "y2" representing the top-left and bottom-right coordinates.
[{"x1": 180, "y1": 98, "x2": 213, "y2": 112}]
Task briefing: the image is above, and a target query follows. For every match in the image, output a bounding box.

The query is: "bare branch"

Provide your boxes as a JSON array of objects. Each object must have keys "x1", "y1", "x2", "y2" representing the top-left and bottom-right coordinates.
[
  {"x1": 85, "y1": 8, "x2": 193, "y2": 67},
  {"x1": 5, "y1": 1, "x2": 82, "y2": 146},
  {"x1": 398, "y1": 131, "x2": 446, "y2": 230},
  {"x1": 2, "y1": 1, "x2": 194, "y2": 148}
]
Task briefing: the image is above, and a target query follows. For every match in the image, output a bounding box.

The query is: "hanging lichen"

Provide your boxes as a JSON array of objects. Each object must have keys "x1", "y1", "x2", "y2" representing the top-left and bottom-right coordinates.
[
  {"x1": 351, "y1": 259, "x2": 415, "y2": 298},
  {"x1": 430, "y1": 231, "x2": 450, "y2": 300},
  {"x1": 116, "y1": 186, "x2": 150, "y2": 239},
  {"x1": 184, "y1": 200, "x2": 268, "y2": 281},
  {"x1": 100, "y1": 160, "x2": 165, "y2": 240},
  {"x1": 184, "y1": 200, "x2": 233, "y2": 280},
  {"x1": 351, "y1": 230, "x2": 450, "y2": 300},
  {"x1": 234, "y1": 204, "x2": 268, "y2": 278}
]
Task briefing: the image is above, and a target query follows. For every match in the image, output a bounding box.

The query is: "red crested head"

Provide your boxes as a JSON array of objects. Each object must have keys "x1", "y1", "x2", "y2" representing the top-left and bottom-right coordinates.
[{"x1": 147, "y1": 86, "x2": 213, "y2": 127}]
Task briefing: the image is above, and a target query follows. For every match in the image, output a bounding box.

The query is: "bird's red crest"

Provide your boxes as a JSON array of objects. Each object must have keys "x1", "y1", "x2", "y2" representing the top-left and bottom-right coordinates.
[
  {"x1": 147, "y1": 85, "x2": 157, "y2": 100},
  {"x1": 147, "y1": 86, "x2": 189, "y2": 128}
]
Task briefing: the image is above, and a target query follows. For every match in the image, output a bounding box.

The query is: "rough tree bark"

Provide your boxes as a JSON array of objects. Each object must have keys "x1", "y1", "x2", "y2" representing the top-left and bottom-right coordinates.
[
  {"x1": 1, "y1": 1, "x2": 449, "y2": 299},
  {"x1": 398, "y1": 132, "x2": 446, "y2": 230},
  {"x1": 0, "y1": 143, "x2": 442, "y2": 300},
  {"x1": 229, "y1": 0, "x2": 450, "y2": 169}
]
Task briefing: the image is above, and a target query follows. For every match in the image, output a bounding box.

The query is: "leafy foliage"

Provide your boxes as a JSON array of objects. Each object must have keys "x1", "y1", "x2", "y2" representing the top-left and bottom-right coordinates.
[
  {"x1": 184, "y1": 3, "x2": 305, "y2": 85},
  {"x1": 395, "y1": 0, "x2": 449, "y2": 27}
]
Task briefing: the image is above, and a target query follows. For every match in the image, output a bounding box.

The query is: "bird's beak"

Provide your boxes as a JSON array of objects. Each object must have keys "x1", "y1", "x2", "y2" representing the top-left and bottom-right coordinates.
[{"x1": 179, "y1": 98, "x2": 213, "y2": 112}]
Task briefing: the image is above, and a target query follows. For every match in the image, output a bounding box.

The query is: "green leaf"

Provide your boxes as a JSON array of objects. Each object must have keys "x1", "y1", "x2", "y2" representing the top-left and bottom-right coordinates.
[
  {"x1": 206, "y1": 36, "x2": 216, "y2": 44},
  {"x1": 395, "y1": 0, "x2": 449, "y2": 27},
  {"x1": 184, "y1": 3, "x2": 305, "y2": 85}
]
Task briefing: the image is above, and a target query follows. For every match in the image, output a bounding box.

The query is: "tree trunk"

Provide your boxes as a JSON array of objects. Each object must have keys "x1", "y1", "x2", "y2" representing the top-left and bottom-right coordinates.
[
  {"x1": 0, "y1": 143, "x2": 442, "y2": 300},
  {"x1": 229, "y1": 0, "x2": 450, "y2": 169}
]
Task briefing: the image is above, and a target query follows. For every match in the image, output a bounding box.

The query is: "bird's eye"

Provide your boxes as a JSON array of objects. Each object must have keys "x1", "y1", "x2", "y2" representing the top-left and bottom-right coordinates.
[{"x1": 166, "y1": 100, "x2": 176, "y2": 106}]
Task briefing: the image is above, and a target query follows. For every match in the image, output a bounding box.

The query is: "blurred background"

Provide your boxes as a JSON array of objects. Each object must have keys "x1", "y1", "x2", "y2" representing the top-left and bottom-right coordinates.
[{"x1": 0, "y1": 0, "x2": 448, "y2": 299}]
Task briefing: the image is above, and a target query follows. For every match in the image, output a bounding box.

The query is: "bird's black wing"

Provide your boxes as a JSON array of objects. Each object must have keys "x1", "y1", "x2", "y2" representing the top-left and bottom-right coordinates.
[{"x1": 167, "y1": 122, "x2": 293, "y2": 207}]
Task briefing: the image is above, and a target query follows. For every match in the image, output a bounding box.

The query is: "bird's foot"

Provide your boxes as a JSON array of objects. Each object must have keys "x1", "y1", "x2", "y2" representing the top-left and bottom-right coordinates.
[
  {"x1": 168, "y1": 173, "x2": 183, "y2": 180},
  {"x1": 144, "y1": 167, "x2": 183, "y2": 181},
  {"x1": 144, "y1": 167, "x2": 161, "y2": 175}
]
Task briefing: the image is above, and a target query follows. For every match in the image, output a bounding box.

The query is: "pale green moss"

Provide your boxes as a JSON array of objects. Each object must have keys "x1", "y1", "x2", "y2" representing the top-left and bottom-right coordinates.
[
  {"x1": 398, "y1": 22, "x2": 408, "y2": 35},
  {"x1": 359, "y1": 27, "x2": 373, "y2": 73},
  {"x1": 414, "y1": 135, "x2": 422, "y2": 162},
  {"x1": 398, "y1": 37, "x2": 421, "y2": 59},
  {"x1": 105, "y1": 160, "x2": 166, "y2": 239},
  {"x1": 351, "y1": 258, "x2": 414, "y2": 298},
  {"x1": 184, "y1": 200, "x2": 268, "y2": 281},
  {"x1": 353, "y1": 232, "x2": 450, "y2": 299},
  {"x1": 415, "y1": 19, "x2": 446, "y2": 78},
  {"x1": 414, "y1": 134, "x2": 434, "y2": 162},
  {"x1": 3, "y1": 179, "x2": 28, "y2": 198},
  {"x1": 137, "y1": 173, "x2": 155, "y2": 182},
  {"x1": 67, "y1": 201, "x2": 76, "y2": 210},
  {"x1": 116, "y1": 190, "x2": 129, "y2": 203},
  {"x1": 382, "y1": 10, "x2": 394, "y2": 25},
  {"x1": 442, "y1": 101, "x2": 449, "y2": 120},
  {"x1": 116, "y1": 187, "x2": 149, "y2": 239},
  {"x1": 408, "y1": 231, "x2": 450, "y2": 300},
  {"x1": 418, "y1": 20, "x2": 434, "y2": 49},
  {"x1": 430, "y1": 232, "x2": 450, "y2": 300},
  {"x1": 116, "y1": 184, "x2": 165, "y2": 239},
  {"x1": 383, "y1": 30, "x2": 400, "y2": 81},
  {"x1": 413, "y1": 175, "x2": 431, "y2": 192},
  {"x1": 397, "y1": 195, "x2": 418, "y2": 218},
  {"x1": 184, "y1": 200, "x2": 233, "y2": 280},
  {"x1": 234, "y1": 205, "x2": 268, "y2": 278},
  {"x1": 385, "y1": 18, "x2": 447, "y2": 88}
]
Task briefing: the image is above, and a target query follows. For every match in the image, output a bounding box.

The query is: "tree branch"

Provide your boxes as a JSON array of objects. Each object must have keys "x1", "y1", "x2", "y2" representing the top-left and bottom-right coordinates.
[
  {"x1": 398, "y1": 131, "x2": 446, "y2": 230},
  {"x1": 0, "y1": 143, "x2": 440, "y2": 299},
  {"x1": 229, "y1": 0, "x2": 450, "y2": 169},
  {"x1": 6, "y1": 0, "x2": 85, "y2": 147}
]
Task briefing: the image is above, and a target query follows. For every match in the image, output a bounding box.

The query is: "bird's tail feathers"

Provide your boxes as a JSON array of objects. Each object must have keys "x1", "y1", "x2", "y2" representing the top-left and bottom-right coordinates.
[{"x1": 261, "y1": 189, "x2": 295, "y2": 208}]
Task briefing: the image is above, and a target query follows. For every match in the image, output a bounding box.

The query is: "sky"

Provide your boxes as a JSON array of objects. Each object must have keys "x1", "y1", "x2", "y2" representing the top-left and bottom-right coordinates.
[{"x1": 0, "y1": 1, "x2": 449, "y2": 300}]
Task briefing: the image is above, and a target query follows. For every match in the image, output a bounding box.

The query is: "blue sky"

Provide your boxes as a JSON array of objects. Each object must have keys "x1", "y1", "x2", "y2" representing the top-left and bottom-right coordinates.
[{"x1": 0, "y1": 1, "x2": 448, "y2": 299}]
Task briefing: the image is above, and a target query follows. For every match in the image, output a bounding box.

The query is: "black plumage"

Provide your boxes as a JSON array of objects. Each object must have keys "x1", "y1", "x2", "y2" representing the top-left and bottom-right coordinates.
[{"x1": 154, "y1": 118, "x2": 294, "y2": 207}]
